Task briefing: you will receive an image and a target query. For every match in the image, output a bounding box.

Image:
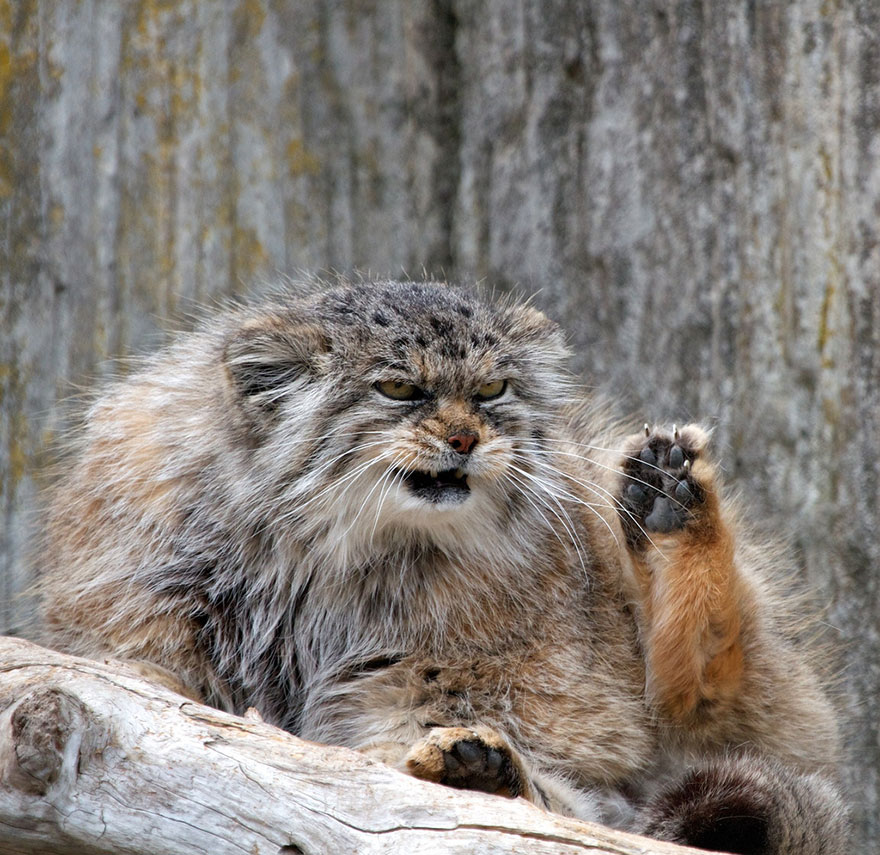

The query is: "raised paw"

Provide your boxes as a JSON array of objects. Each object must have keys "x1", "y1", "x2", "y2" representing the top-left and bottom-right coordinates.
[
  {"x1": 619, "y1": 424, "x2": 715, "y2": 546},
  {"x1": 404, "y1": 726, "x2": 531, "y2": 800}
]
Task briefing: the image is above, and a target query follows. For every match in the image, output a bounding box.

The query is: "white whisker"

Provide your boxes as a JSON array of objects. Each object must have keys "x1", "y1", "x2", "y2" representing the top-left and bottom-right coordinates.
[
  {"x1": 519, "y1": 446, "x2": 664, "y2": 552},
  {"x1": 336, "y1": 451, "x2": 403, "y2": 541},
  {"x1": 537, "y1": 436, "x2": 686, "y2": 484},
  {"x1": 273, "y1": 452, "x2": 387, "y2": 526},
  {"x1": 369, "y1": 455, "x2": 408, "y2": 543},
  {"x1": 502, "y1": 468, "x2": 589, "y2": 576},
  {"x1": 505, "y1": 461, "x2": 596, "y2": 566}
]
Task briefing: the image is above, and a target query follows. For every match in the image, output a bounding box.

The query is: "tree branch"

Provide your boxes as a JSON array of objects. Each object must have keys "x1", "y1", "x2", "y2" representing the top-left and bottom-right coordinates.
[{"x1": 0, "y1": 637, "x2": 697, "y2": 855}]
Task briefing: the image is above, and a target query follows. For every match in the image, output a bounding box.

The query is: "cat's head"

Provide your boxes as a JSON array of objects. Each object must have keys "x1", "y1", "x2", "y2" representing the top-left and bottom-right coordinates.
[{"x1": 222, "y1": 280, "x2": 574, "y2": 555}]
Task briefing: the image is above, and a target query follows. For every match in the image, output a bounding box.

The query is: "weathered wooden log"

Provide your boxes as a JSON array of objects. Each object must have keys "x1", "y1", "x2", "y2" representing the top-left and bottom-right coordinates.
[{"x1": 0, "y1": 636, "x2": 698, "y2": 855}]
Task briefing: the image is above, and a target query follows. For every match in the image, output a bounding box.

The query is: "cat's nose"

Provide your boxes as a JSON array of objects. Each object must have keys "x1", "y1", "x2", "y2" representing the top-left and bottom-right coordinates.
[{"x1": 447, "y1": 432, "x2": 478, "y2": 454}]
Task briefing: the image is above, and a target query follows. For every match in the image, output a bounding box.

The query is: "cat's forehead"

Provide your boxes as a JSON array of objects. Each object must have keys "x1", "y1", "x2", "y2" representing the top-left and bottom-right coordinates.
[
  {"x1": 319, "y1": 282, "x2": 538, "y2": 368},
  {"x1": 245, "y1": 281, "x2": 568, "y2": 392},
  {"x1": 319, "y1": 281, "x2": 489, "y2": 330}
]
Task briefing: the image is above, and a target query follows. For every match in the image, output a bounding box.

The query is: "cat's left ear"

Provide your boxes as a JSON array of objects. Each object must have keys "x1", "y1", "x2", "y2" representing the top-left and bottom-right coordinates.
[
  {"x1": 508, "y1": 305, "x2": 570, "y2": 362},
  {"x1": 223, "y1": 315, "x2": 331, "y2": 419}
]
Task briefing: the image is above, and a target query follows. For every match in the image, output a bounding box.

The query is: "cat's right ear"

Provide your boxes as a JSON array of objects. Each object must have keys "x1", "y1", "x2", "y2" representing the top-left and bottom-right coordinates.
[{"x1": 223, "y1": 316, "x2": 331, "y2": 421}]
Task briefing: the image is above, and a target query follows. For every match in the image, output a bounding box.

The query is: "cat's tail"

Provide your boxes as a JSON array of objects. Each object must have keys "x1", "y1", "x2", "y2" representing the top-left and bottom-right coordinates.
[{"x1": 634, "y1": 754, "x2": 849, "y2": 855}]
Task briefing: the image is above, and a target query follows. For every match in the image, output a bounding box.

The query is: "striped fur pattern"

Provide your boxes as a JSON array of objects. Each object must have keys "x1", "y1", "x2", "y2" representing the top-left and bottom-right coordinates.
[{"x1": 37, "y1": 280, "x2": 848, "y2": 853}]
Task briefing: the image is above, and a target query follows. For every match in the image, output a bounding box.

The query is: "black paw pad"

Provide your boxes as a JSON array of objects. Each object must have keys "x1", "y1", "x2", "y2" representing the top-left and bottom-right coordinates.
[
  {"x1": 620, "y1": 430, "x2": 704, "y2": 544},
  {"x1": 441, "y1": 738, "x2": 521, "y2": 796}
]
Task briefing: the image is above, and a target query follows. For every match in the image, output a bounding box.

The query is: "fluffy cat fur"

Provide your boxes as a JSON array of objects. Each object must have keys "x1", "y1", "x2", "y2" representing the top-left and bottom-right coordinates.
[{"x1": 36, "y1": 279, "x2": 848, "y2": 853}]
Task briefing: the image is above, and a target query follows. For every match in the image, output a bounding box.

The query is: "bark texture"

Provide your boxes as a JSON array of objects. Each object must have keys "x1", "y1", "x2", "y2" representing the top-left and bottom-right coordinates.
[
  {"x1": 0, "y1": 636, "x2": 700, "y2": 855},
  {"x1": 1, "y1": 1, "x2": 877, "y2": 850}
]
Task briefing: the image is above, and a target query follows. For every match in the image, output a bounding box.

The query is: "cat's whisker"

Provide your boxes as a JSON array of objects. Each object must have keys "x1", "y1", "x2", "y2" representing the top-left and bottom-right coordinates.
[
  {"x1": 368, "y1": 455, "x2": 409, "y2": 543},
  {"x1": 510, "y1": 456, "x2": 614, "y2": 514},
  {"x1": 270, "y1": 437, "x2": 392, "y2": 509},
  {"x1": 525, "y1": 442, "x2": 688, "y2": 512},
  {"x1": 297, "y1": 436, "x2": 393, "y2": 480},
  {"x1": 335, "y1": 451, "x2": 405, "y2": 542},
  {"x1": 504, "y1": 462, "x2": 595, "y2": 566},
  {"x1": 518, "y1": 446, "x2": 639, "y2": 513},
  {"x1": 537, "y1": 436, "x2": 690, "y2": 486},
  {"x1": 518, "y1": 449, "x2": 664, "y2": 553},
  {"x1": 502, "y1": 470, "x2": 577, "y2": 554},
  {"x1": 510, "y1": 455, "x2": 626, "y2": 552},
  {"x1": 502, "y1": 469, "x2": 589, "y2": 576},
  {"x1": 519, "y1": 449, "x2": 621, "y2": 509},
  {"x1": 274, "y1": 452, "x2": 387, "y2": 524}
]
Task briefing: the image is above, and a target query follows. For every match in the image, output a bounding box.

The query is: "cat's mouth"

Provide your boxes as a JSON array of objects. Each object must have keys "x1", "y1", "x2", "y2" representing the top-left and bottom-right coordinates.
[{"x1": 401, "y1": 467, "x2": 470, "y2": 504}]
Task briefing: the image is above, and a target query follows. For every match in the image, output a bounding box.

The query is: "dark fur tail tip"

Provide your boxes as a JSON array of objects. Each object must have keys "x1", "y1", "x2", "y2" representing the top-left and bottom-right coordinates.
[{"x1": 635, "y1": 755, "x2": 849, "y2": 855}]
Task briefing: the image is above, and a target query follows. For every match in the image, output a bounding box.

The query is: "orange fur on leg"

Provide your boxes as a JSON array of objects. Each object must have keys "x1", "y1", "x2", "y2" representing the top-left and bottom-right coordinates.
[{"x1": 620, "y1": 427, "x2": 746, "y2": 721}]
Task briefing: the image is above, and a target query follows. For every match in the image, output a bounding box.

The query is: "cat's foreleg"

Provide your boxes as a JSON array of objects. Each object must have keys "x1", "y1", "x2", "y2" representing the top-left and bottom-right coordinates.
[{"x1": 617, "y1": 424, "x2": 746, "y2": 721}]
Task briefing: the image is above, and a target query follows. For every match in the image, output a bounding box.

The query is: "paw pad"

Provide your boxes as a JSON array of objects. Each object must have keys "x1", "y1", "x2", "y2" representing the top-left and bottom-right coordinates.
[
  {"x1": 442, "y1": 738, "x2": 514, "y2": 793},
  {"x1": 406, "y1": 726, "x2": 524, "y2": 798},
  {"x1": 620, "y1": 426, "x2": 707, "y2": 543}
]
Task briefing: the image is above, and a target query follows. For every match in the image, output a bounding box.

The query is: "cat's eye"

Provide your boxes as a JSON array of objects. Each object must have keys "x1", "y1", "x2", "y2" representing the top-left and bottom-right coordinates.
[
  {"x1": 375, "y1": 380, "x2": 424, "y2": 401},
  {"x1": 475, "y1": 379, "x2": 507, "y2": 400}
]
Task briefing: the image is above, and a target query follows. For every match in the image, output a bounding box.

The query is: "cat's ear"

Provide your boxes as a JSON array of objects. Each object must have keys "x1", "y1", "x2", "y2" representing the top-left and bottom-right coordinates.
[
  {"x1": 507, "y1": 305, "x2": 570, "y2": 362},
  {"x1": 223, "y1": 316, "x2": 331, "y2": 418}
]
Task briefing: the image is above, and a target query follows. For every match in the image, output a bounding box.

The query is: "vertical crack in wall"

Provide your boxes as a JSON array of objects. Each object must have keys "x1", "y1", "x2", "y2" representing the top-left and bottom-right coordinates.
[{"x1": 425, "y1": 0, "x2": 462, "y2": 277}]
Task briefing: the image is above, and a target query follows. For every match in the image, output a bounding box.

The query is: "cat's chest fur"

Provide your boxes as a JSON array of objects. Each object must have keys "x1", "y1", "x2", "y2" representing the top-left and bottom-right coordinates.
[{"x1": 290, "y1": 545, "x2": 653, "y2": 783}]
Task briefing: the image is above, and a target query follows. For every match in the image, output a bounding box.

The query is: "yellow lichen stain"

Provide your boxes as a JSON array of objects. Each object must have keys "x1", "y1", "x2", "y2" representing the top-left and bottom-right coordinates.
[
  {"x1": 772, "y1": 277, "x2": 786, "y2": 319},
  {"x1": 818, "y1": 144, "x2": 834, "y2": 184},
  {"x1": 817, "y1": 282, "x2": 835, "y2": 357},
  {"x1": 119, "y1": 0, "x2": 211, "y2": 307},
  {"x1": 0, "y1": 362, "x2": 9, "y2": 407},
  {"x1": 308, "y1": 15, "x2": 323, "y2": 65},
  {"x1": 7, "y1": 428, "x2": 27, "y2": 490},
  {"x1": 31, "y1": 426, "x2": 58, "y2": 489},
  {"x1": 821, "y1": 395, "x2": 840, "y2": 430},
  {"x1": 286, "y1": 138, "x2": 320, "y2": 177},
  {"x1": 0, "y1": 1, "x2": 24, "y2": 197},
  {"x1": 49, "y1": 203, "x2": 64, "y2": 225},
  {"x1": 0, "y1": 41, "x2": 11, "y2": 137},
  {"x1": 170, "y1": 86, "x2": 186, "y2": 121},
  {"x1": 0, "y1": 361, "x2": 30, "y2": 491},
  {"x1": 170, "y1": 61, "x2": 201, "y2": 121},
  {"x1": 136, "y1": 0, "x2": 183, "y2": 42},
  {"x1": 816, "y1": 136, "x2": 843, "y2": 369},
  {"x1": 233, "y1": 226, "x2": 269, "y2": 280},
  {"x1": 233, "y1": 0, "x2": 267, "y2": 39},
  {"x1": 48, "y1": 55, "x2": 64, "y2": 82},
  {"x1": 0, "y1": 0, "x2": 50, "y2": 195},
  {"x1": 0, "y1": 51, "x2": 12, "y2": 199}
]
